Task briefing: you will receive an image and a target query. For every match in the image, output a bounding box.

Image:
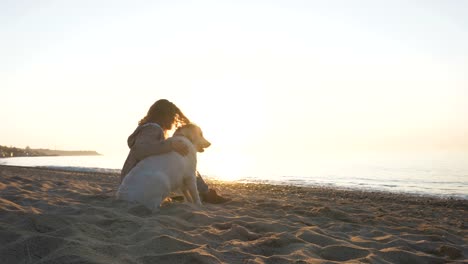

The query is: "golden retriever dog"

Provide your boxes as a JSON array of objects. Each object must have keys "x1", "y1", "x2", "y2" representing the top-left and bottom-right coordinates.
[{"x1": 116, "y1": 123, "x2": 211, "y2": 211}]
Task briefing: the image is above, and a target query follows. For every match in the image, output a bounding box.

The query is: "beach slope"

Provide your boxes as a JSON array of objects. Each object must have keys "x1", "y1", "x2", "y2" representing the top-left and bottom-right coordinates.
[{"x1": 0, "y1": 165, "x2": 466, "y2": 263}]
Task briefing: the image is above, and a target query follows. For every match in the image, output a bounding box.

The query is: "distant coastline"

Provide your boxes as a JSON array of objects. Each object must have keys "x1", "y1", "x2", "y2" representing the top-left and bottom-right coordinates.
[{"x1": 0, "y1": 145, "x2": 100, "y2": 158}]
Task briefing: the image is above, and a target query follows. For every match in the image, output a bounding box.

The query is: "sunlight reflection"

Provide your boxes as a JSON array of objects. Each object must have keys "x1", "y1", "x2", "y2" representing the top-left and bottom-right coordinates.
[{"x1": 198, "y1": 151, "x2": 251, "y2": 182}]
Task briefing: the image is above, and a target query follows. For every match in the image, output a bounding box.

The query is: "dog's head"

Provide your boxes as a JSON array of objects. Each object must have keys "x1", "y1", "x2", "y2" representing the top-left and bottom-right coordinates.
[{"x1": 174, "y1": 123, "x2": 211, "y2": 152}]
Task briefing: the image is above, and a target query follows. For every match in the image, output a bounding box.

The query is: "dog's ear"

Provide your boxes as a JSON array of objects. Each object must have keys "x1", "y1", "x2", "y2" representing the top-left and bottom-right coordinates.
[
  {"x1": 188, "y1": 125, "x2": 199, "y2": 143},
  {"x1": 176, "y1": 124, "x2": 199, "y2": 143},
  {"x1": 180, "y1": 125, "x2": 195, "y2": 143}
]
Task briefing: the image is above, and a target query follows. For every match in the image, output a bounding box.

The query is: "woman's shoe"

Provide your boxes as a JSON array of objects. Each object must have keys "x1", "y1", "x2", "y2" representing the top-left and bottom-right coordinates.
[{"x1": 201, "y1": 189, "x2": 230, "y2": 204}]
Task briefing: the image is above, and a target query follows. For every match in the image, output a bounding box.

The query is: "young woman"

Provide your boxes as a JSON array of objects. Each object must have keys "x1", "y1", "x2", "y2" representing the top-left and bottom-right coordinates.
[{"x1": 120, "y1": 99, "x2": 228, "y2": 204}]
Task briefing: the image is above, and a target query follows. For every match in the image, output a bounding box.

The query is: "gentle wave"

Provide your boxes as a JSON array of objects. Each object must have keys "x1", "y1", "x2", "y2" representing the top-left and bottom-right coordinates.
[
  {"x1": 37, "y1": 165, "x2": 121, "y2": 174},
  {"x1": 1, "y1": 153, "x2": 467, "y2": 199}
]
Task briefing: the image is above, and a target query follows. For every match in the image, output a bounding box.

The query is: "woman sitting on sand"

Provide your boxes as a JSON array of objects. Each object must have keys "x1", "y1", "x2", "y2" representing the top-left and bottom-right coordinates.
[{"x1": 120, "y1": 99, "x2": 228, "y2": 204}]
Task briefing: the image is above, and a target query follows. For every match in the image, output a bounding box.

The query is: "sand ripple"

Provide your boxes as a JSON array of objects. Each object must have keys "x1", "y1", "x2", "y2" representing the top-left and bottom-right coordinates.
[{"x1": 0, "y1": 165, "x2": 467, "y2": 263}]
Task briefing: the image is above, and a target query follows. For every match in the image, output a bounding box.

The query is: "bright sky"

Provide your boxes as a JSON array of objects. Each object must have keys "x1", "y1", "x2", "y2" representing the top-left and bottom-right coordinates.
[{"x1": 1, "y1": 1, "x2": 467, "y2": 177}]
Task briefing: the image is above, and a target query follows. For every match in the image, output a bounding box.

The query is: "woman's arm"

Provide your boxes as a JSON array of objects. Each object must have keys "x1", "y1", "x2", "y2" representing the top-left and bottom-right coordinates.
[{"x1": 131, "y1": 126, "x2": 187, "y2": 161}]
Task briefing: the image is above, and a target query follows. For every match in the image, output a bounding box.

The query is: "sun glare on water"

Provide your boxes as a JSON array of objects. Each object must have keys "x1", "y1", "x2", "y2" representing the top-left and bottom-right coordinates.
[{"x1": 198, "y1": 152, "x2": 251, "y2": 182}]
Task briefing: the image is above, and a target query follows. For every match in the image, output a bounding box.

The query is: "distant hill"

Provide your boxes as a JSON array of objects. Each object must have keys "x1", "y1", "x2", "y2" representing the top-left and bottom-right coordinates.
[{"x1": 0, "y1": 145, "x2": 100, "y2": 158}]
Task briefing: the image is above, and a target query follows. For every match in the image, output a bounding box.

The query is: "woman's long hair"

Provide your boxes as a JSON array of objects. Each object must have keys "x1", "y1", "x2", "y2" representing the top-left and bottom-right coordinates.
[{"x1": 138, "y1": 99, "x2": 190, "y2": 130}]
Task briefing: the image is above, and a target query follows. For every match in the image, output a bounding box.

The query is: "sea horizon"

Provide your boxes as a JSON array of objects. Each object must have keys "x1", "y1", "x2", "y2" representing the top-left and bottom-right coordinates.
[{"x1": 1, "y1": 150, "x2": 467, "y2": 200}]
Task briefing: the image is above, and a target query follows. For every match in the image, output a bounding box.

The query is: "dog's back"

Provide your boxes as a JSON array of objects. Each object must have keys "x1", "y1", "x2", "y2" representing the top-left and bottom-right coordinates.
[{"x1": 116, "y1": 137, "x2": 198, "y2": 210}]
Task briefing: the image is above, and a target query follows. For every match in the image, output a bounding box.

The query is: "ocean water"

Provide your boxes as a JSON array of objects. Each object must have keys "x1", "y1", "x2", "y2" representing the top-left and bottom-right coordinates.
[{"x1": 1, "y1": 151, "x2": 467, "y2": 199}]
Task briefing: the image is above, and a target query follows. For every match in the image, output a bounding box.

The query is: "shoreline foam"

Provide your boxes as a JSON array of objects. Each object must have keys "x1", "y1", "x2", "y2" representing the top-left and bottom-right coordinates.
[
  {"x1": 1, "y1": 153, "x2": 467, "y2": 199},
  {"x1": 0, "y1": 165, "x2": 466, "y2": 263}
]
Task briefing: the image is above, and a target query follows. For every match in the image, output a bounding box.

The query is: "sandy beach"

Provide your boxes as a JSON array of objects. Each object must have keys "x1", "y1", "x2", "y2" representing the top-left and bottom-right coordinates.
[{"x1": 0, "y1": 165, "x2": 466, "y2": 263}]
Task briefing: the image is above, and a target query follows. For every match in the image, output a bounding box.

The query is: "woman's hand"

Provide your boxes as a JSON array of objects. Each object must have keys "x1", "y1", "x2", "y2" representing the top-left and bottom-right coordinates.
[{"x1": 170, "y1": 140, "x2": 189, "y2": 156}]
